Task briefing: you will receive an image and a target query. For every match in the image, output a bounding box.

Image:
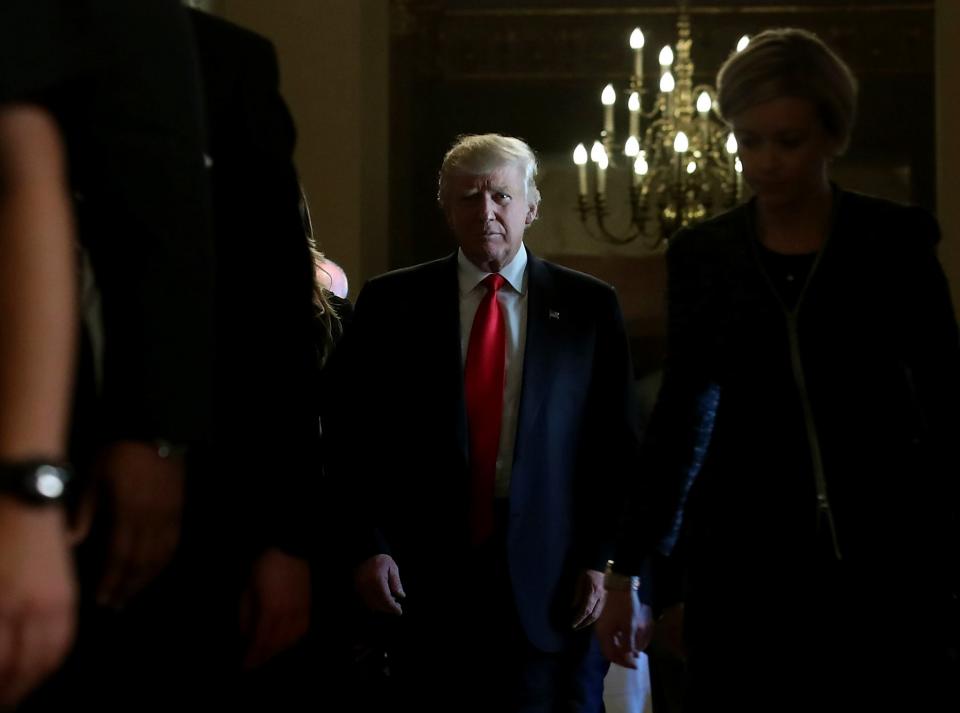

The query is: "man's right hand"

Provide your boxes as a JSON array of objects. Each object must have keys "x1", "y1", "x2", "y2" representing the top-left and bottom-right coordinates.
[
  {"x1": 0, "y1": 498, "x2": 76, "y2": 708},
  {"x1": 95, "y1": 441, "x2": 185, "y2": 608},
  {"x1": 354, "y1": 554, "x2": 405, "y2": 615}
]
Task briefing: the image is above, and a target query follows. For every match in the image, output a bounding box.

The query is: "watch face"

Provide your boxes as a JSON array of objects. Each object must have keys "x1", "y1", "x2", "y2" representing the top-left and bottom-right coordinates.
[
  {"x1": 0, "y1": 461, "x2": 72, "y2": 505},
  {"x1": 34, "y1": 465, "x2": 67, "y2": 499}
]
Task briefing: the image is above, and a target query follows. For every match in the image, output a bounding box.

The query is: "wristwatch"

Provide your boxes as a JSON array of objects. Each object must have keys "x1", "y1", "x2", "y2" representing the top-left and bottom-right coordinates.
[
  {"x1": 0, "y1": 459, "x2": 73, "y2": 505},
  {"x1": 604, "y1": 560, "x2": 642, "y2": 592},
  {"x1": 154, "y1": 440, "x2": 188, "y2": 459}
]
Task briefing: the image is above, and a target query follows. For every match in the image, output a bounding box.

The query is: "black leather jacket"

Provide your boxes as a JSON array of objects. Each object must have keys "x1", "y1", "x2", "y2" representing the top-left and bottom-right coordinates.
[{"x1": 615, "y1": 189, "x2": 960, "y2": 592}]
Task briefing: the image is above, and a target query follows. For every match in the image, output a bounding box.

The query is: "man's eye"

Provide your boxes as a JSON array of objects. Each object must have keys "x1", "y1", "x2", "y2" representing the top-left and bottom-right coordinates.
[{"x1": 495, "y1": 192, "x2": 511, "y2": 202}]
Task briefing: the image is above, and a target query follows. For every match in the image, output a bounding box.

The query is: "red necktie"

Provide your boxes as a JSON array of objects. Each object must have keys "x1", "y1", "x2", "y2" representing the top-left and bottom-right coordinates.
[{"x1": 464, "y1": 273, "x2": 506, "y2": 545}]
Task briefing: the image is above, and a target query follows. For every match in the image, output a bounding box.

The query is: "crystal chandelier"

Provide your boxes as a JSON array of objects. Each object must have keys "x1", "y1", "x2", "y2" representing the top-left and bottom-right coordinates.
[{"x1": 572, "y1": 3, "x2": 748, "y2": 247}]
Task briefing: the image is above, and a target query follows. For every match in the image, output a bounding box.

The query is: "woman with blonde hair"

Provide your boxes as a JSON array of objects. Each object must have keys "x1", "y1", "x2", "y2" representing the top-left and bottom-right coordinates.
[{"x1": 598, "y1": 28, "x2": 959, "y2": 711}]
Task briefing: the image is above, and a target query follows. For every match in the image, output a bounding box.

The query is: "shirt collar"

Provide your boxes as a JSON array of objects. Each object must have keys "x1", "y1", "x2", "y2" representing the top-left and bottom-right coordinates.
[{"x1": 457, "y1": 243, "x2": 528, "y2": 297}]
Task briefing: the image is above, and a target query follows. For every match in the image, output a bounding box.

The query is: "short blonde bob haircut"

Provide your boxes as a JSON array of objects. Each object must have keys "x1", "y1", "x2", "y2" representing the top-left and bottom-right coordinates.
[{"x1": 716, "y1": 28, "x2": 858, "y2": 154}]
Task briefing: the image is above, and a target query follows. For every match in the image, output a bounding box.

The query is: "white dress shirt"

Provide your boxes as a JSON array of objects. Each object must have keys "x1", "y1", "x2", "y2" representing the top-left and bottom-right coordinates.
[{"x1": 457, "y1": 243, "x2": 528, "y2": 498}]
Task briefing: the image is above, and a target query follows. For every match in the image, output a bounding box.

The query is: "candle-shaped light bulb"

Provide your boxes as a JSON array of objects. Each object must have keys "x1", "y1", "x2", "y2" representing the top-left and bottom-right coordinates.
[
  {"x1": 659, "y1": 45, "x2": 674, "y2": 67},
  {"x1": 697, "y1": 91, "x2": 712, "y2": 115},
  {"x1": 573, "y1": 143, "x2": 588, "y2": 165},
  {"x1": 632, "y1": 150, "x2": 648, "y2": 187},
  {"x1": 590, "y1": 141, "x2": 606, "y2": 163},
  {"x1": 573, "y1": 144, "x2": 588, "y2": 196},
  {"x1": 601, "y1": 84, "x2": 616, "y2": 106},
  {"x1": 725, "y1": 132, "x2": 738, "y2": 155},
  {"x1": 734, "y1": 157, "x2": 743, "y2": 173},
  {"x1": 597, "y1": 152, "x2": 609, "y2": 195},
  {"x1": 601, "y1": 84, "x2": 616, "y2": 135},
  {"x1": 624, "y1": 136, "x2": 640, "y2": 157},
  {"x1": 687, "y1": 160, "x2": 697, "y2": 175},
  {"x1": 630, "y1": 29, "x2": 644, "y2": 86},
  {"x1": 628, "y1": 91, "x2": 641, "y2": 137},
  {"x1": 696, "y1": 91, "x2": 712, "y2": 146},
  {"x1": 660, "y1": 72, "x2": 675, "y2": 93},
  {"x1": 634, "y1": 153, "x2": 649, "y2": 176},
  {"x1": 737, "y1": 35, "x2": 750, "y2": 52},
  {"x1": 674, "y1": 131, "x2": 689, "y2": 154}
]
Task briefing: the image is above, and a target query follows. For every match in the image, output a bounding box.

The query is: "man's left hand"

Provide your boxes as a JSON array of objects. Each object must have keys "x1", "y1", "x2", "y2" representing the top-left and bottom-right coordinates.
[
  {"x1": 571, "y1": 568, "x2": 606, "y2": 630},
  {"x1": 239, "y1": 548, "x2": 311, "y2": 670},
  {"x1": 95, "y1": 440, "x2": 185, "y2": 608}
]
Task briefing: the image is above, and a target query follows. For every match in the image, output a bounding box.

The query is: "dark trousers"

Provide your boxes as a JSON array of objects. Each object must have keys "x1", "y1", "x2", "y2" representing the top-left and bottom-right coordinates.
[
  {"x1": 376, "y1": 502, "x2": 608, "y2": 713},
  {"x1": 680, "y1": 555, "x2": 959, "y2": 713}
]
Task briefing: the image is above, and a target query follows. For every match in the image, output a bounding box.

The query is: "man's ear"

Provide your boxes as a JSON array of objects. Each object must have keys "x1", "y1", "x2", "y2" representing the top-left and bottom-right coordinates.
[{"x1": 525, "y1": 202, "x2": 539, "y2": 225}]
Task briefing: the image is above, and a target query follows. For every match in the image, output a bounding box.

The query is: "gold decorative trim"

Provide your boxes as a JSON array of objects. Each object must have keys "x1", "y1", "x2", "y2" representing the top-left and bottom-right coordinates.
[{"x1": 445, "y1": 4, "x2": 932, "y2": 19}]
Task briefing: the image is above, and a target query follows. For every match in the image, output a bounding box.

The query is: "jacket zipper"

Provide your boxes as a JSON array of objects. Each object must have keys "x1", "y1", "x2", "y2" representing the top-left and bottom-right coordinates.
[
  {"x1": 784, "y1": 311, "x2": 842, "y2": 560},
  {"x1": 750, "y1": 198, "x2": 843, "y2": 560}
]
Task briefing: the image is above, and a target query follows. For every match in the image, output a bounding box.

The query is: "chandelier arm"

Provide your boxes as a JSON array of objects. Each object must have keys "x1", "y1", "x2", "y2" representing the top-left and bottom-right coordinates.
[
  {"x1": 593, "y1": 221, "x2": 644, "y2": 246},
  {"x1": 576, "y1": 208, "x2": 643, "y2": 246},
  {"x1": 594, "y1": 192, "x2": 644, "y2": 245}
]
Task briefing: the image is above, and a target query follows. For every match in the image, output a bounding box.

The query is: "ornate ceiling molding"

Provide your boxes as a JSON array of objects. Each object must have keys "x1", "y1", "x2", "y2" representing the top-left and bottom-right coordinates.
[{"x1": 393, "y1": 1, "x2": 933, "y2": 80}]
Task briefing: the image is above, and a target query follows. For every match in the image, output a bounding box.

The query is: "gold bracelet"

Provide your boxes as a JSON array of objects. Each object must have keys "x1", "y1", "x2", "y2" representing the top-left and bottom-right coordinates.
[{"x1": 603, "y1": 561, "x2": 640, "y2": 591}]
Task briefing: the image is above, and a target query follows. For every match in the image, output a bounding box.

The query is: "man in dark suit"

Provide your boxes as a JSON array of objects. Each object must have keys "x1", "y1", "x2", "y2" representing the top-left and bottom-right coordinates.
[
  {"x1": 324, "y1": 134, "x2": 641, "y2": 712},
  {"x1": 16, "y1": 5, "x2": 316, "y2": 708},
  {"x1": 187, "y1": 9, "x2": 318, "y2": 682}
]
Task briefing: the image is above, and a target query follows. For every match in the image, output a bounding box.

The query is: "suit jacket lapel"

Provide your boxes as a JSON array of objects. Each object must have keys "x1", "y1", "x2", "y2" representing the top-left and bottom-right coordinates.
[
  {"x1": 513, "y1": 250, "x2": 560, "y2": 468},
  {"x1": 437, "y1": 252, "x2": 470, "y2": 467}
]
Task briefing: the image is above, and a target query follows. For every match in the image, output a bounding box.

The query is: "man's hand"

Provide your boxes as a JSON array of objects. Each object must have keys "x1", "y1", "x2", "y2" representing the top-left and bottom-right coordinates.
[
  {"x1": 0, "y1": 498, "x2": 76, "y2": 708},
  {"x1": 239, "y1": 548, "x2": 311, "y2": 670},
  {"x1": 572, "y1": 568, "x2": 606, "y2": 630},
  {"x1": 595, "y1": 588, "x2": 654, "y2": 669},
  {"x1": 95, "y1": 441, "x2": 184, "y2": 608},
  {"x1": 354, "y1": 554, "x2": 404, "y2": 615}
]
